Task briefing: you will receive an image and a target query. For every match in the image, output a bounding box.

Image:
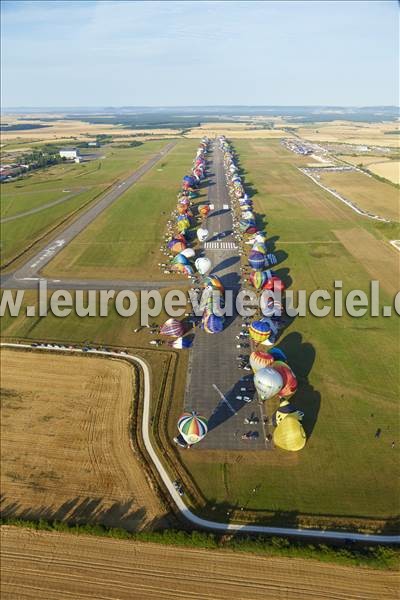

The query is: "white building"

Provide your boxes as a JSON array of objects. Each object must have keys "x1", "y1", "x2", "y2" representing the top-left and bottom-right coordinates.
[{"x1": 59, "y1": 148, "x2": 80, "y2": 161}]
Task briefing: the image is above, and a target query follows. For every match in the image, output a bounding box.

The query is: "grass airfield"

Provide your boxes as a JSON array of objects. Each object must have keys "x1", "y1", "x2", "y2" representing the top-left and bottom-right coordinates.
[
  {"x1": 43, "y1": 139, "x2": 200, "y2": 281},
  {"x1": 0, "y1": 140, "x2": 167, "y2": 267},
  {"x1": 0, "y1": 124, "x2": 399, "y2": 534},
  {"x1": 180, "y1": 139, "x2": 399, "y2": 529}
]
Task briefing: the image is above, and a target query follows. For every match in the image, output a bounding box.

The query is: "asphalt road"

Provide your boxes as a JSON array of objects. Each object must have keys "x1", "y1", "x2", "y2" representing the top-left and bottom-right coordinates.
[
  {"x1": 184, "y1": 142, "x2": 266, "y2": 450},
  {"x1": 1, "y1": 141, "x2": 178, "y2": 290}
]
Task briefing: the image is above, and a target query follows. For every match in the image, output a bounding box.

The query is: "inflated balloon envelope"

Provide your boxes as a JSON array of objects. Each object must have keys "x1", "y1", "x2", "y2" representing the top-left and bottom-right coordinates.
[
  {"x1": 195, "y1": 256, "x2": 212, "y2": 275},
  {"x1": 273, "y1": 399, "x2": 304, "y2": 426},
  {"x1": 254, "y1": 366, "x2": 283, "y2": 400},
  {"x1": 273, "y1": 415, "x2": 306, "y2": 451},
  {"x1": 197, "y1": 228, "x2": 209, "y2": 242}
]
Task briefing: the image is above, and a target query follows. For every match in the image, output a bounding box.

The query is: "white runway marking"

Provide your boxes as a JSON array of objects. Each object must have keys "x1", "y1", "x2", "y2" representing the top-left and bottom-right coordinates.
[
  {"x1": 212, "y1": 383, "x2": 237, "y2": 415},
  {"x1": 204, "y1": 242, "x2": 237, "y2": 249}
]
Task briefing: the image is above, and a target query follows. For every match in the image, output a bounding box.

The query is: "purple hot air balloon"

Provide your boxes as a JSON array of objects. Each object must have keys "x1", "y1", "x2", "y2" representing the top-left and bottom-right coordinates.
[{"x1": 248, "y1": 251, "x2": 265, "y2": 270}]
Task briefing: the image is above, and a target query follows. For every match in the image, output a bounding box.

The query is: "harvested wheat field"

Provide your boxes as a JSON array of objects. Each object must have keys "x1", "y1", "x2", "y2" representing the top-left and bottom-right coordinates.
[
  {"x1": 1, "y1": 527, "x2": 398, "y2": 600},
  {"x1": 367, "y1": 160, "x2": 400, "y2": 185},
  {"x1": 0, "y1": 349, "x2": 167, "y2": 530}
]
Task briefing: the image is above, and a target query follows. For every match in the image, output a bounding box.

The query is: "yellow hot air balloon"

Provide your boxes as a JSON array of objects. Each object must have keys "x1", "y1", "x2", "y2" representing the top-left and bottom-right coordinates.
[{"x1": 273, "y1": 415, "x2": 306, "y2": 451}]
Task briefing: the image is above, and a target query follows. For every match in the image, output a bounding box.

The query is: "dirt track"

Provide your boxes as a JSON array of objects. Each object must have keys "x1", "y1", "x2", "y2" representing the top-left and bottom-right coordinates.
[
  {"x1": 1, "y1": 527, "x2": 398, "y2": 600},
  {"x1": 0, "y1": 350, "x2": 167, "y2": 530}
]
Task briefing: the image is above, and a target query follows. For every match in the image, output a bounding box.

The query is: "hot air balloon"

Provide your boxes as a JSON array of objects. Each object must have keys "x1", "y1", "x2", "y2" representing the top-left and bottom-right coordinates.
[
  {"x1": 197, "y1": 228, "x2": 209, "y2": 242},
  {"x1": 195, "y1": 257, "x2": 212, "y2": 275},
  {"x1": 198, "y1": 205, "x2": 210, "y2": 217},
  {"x1": 249, "y1": 350, "x2": 275, "y2": 372},
  {"x1": 255, "y1": 233, "x2": 266, "y2": 243},
  {"x1": 269, "y1": 347, "x2": 287, "y2": 362},
  {"x1": 203, "y1": 312, "x2": 224, "y2": 334},
  {"x1": 263, "y1": 275, "x2": 286, "y2": 293},
  {"x1": 180, "y1": 247, "x2": 195, "y2": 259},
  {"x1": 205, "y1": 289, "x2": 224, "y2": 315},
  {"x1": 202, "y1": 275, "x2": 224, "y2": 293},
  {"x1": 170, "y1": 336, "x2": 193, "y2": 349},
  {"x1": 177, "y1": 218, "x2": 190, "y2": 233},
  {"x1": 260, "y1": 293, "x2": 284, "y2": 318},
  {"x1": 249, "y1": 319, "x2": 273, "y2": 343},
  {"x1": 172, "y1": 253, "x2": 190, "y2": 266},
  {"x1": 249, "y1": 270, "x2": 268, "y2": 290},
  {"x1": 248, "y1": 251, "x2": 265, "y2": 270},
  {"x1": 168, "y1": 239, "x2": 186, "y2": 254},
  {"x1": 266, "y1": 253, "x2": 278, "y2": 266},
  {"x1": 171, "y1": 263, "x2": 193, "y2": 276},
  {"x1": 254, "y1": 367, "x2": 283, "y2": 400},
  {"x1": 160, "y1": 318, "x2": 185, "y2": 338},
  {"x1": 273, "y1": 361, "x2": 298, "y2": 398},
  {"x1": 273, "y1": 399, "x2": 304, "y2": 426},
  {"x1": 252, "y1": 243, "x2": 266, "y2": 255},
  {"x1": 178, "y1": 411, "x2": 208, "y2": 445},
  {"x1": 273, "y1": 415, "x2": 306, "y2": 451}
]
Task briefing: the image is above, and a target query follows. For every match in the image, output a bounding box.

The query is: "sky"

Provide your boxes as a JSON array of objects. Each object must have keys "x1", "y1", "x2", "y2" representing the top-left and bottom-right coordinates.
[{"x1": 1, "y1": 0, "x2": 399, "y2": 107}]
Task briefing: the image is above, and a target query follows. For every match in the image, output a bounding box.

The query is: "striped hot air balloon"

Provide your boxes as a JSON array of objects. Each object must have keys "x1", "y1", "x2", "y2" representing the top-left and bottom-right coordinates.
[
  {"x1": 249, "y1": 319, "x2": 273, "y2": 343},
  {"x1": 249, "y1": 270, "x2": 267, "y2": 290},
  {"x1": 160, "y1": 318, "x2": 185, "y2": 338},
  {"x1": 178, "y1": 411, "x2": 208, "y2": 445},
  {"x1": 273, "y1": 361, "x2": 298, "y2": 398},
  {"x1": 248, "y1": 251, "x2": 265, "y2": 270},
  {"x1": 249, "y1": 350, "x2": 275, "y2": 372}
]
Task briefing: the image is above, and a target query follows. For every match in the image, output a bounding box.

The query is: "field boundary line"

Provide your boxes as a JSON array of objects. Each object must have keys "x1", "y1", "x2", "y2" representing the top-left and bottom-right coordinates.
[
  {"x1": 1, "y1": 342, "x2": 399, "y2": 544},
  {"x1": 299, "y1": 168, "x2": 391, "y2": 223}
]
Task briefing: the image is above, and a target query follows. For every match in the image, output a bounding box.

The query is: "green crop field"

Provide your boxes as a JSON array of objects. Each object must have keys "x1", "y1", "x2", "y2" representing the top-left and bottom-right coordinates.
[
  {"x1": 180, "y1": 139, "x2": 399, "y2": 529},
  {"x1": 0, "y1": 140, "x2": 167, "y2": 267},
  {"x1": 43, "y1": 139, "x2": 203, "y2": 281}
]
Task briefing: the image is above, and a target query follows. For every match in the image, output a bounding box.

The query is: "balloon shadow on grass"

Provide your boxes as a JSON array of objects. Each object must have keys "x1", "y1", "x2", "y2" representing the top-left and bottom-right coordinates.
[{"x1": 274, "y1": 331, "x2": 320, "y2": 439}]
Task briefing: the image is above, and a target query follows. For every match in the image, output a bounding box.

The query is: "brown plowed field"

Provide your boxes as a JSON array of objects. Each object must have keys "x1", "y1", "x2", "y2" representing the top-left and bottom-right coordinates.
[
  {"x1": 0, "y1": 350, "x2": 167, "y2": 530},
  {"x1": 1, "y1": 527, "x2": 398, "y2": 600}
]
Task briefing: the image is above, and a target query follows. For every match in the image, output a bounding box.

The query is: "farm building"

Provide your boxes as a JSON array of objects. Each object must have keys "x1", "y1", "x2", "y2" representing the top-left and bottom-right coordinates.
[{"x1": 59, "y1": 148, "x2": 81, "y2": 162}]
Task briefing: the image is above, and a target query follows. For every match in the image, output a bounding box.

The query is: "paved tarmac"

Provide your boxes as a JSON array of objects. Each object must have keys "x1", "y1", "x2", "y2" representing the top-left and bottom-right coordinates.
[{"x1": 184, "y1": 141, "x2": 266, "y2": 450}]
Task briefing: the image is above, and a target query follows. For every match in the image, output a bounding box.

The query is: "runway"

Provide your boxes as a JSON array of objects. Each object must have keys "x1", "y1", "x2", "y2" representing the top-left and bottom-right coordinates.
[{"x1": 184, "y1": 141, "x2": 265, "y2": 450}]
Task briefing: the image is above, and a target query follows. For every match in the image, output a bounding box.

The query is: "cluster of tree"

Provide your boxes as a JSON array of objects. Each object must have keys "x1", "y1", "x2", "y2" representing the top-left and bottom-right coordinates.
[
  {"x1": 20, "y1": 148, "x2": 65, "y2": 170},
  {"x1": 0, "y1": 123, "x2": 50, "y2": 131}
]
